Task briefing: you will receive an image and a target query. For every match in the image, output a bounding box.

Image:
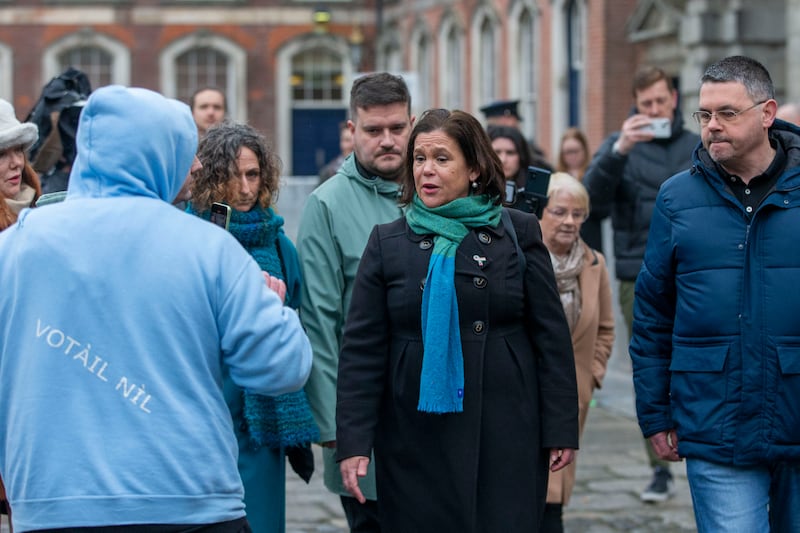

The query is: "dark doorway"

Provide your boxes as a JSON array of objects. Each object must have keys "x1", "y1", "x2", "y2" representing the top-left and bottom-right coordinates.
[{"x1": 292, "y1": 107, "x2": 347, "y2": 176}]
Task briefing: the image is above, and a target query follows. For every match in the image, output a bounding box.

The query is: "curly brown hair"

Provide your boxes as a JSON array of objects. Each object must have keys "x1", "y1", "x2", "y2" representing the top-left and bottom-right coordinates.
[{"x1": 191, "y1": 120, "x2": 281, "y2": 212}]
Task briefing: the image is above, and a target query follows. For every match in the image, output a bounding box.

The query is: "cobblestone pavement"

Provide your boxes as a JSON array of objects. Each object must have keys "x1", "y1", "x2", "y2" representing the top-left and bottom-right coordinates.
[
  {"x1": 283, "y1": 219, "x2": 699, "y2": 533},
  {"x1": 283, "y1": 390, "x2": 697, "y2": 533},
  {"x1": 2, "y1": 221, "x2": 696, "y2": 533}
]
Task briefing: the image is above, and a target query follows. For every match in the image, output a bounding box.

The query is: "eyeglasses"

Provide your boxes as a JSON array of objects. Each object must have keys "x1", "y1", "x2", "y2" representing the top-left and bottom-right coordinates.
[
  {"x1": 545, "y1": 207, "x2": 588, "y2": 222},
  {"x1": 691, "y1": 101, "x2": 766, "y2": 126}
]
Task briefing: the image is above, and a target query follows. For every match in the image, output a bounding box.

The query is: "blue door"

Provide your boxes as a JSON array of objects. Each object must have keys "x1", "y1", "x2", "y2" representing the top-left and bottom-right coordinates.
[{"x1": 292, "y1": 108, "x2": 347, "y2": 176}]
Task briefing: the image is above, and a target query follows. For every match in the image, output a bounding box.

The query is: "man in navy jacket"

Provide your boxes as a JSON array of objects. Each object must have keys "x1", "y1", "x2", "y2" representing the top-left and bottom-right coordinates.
[{"x1": 631, "y1": 55, "x2": 800, "y2": 532}]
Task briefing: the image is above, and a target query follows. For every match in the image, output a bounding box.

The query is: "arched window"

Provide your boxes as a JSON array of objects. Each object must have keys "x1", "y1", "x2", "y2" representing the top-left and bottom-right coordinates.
[
  {"x1": 43, "y1": 31, "x2": 130, "y2": 90},
  {"x1": 275, "y1": 34, "x2": 351, "y2": 175},
  {"x1": 376, "y1": 26, "x2": 403, "y2": 73},
  {"x1": 411, "y1": 26, "x2": 432, "y2": 109},
  {"x1": 509, "y1": 2, "x2": 538, "y2": 138},
  {"x1": 58, "y1": 46, "x2": 113, "y2": 89},
  {"x1": 160, "y1": 33, "x2": 246, "y2": 122},
  {"x1": 471, "y1": 8, "x2": 498, "y2": 113},
  {"x1": 175, "y1": 47, "x2": 228, "y2": 104},
  {"x1": 439, "y1": 16, "x2": 464, "y2": 110},
  {"x1": 566, "y1": 0, "x2": 586, "y2": 126},
  {"x1": 480, "y1": 19, "x2": 496, "y2": 104},
  {"x1": 290, "y1": 48, "x2": 344, "y2": 102}
]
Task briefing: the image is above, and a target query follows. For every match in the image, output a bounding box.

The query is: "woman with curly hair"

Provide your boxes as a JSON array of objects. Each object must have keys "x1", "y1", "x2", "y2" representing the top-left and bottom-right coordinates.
[{"x1": 187, "y1": 120, "x2": 318, "y2": 533}]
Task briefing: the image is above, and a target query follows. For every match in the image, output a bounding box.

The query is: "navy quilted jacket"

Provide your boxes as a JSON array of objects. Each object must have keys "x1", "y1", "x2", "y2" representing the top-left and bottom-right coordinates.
[{"x1": 630, "y1": 119, "x2": 800, "y2": 465}]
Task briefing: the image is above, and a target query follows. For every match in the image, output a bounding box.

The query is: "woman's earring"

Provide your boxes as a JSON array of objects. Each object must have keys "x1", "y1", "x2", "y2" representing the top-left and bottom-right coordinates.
[{"x1": 471, "y1": 181, "x2": 478, "y2": 190}]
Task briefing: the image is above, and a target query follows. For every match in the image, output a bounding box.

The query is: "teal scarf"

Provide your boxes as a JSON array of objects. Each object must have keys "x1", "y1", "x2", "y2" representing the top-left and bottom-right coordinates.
[
  {"x1": 406, "y1": 194, "x2": 502, "y2": 413},
  {"x1": 186, "y1": 202, "x2": 320, "y2": 449}
]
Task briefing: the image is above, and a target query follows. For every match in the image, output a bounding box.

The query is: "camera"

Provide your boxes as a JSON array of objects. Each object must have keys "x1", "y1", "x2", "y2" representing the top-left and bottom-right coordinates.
[{"x1": 505, "y1": 166, "x2": 551, "y2": 219}]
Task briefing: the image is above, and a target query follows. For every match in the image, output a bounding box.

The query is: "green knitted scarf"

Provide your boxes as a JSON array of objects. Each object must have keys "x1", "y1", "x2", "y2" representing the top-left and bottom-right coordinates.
[
  {"x1": 186, "y1": 202, "x2": 319, "y2": 449},
  {"x1": 406, "y1": 194, "x2": 501, "y2": 413}
]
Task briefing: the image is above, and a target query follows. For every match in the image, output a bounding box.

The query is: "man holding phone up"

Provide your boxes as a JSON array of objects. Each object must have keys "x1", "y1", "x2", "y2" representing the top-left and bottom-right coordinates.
[{"x1": 583, "y1": 65, "x2": 699, "y2": 504}]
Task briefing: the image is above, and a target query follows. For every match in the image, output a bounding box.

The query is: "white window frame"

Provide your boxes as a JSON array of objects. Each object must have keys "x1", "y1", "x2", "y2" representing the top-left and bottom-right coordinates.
[
  {"x1": 275, "y1": 33, "x2": 351, "y2": 175},
  {"x1": 508, "y1": 0, "x2": 539, "y2": 140},
  {"x1": 470, "y1": 6, "x2": 499, "y2": 116},
  {"x1": 160, "y1": 32, "x2": 246, "y2": 123},
  {"x1": 0, "y1": 42, "x2": 11, "y2": 101},
  {"x1": 42, "y1": 30, "x2": 130, "y2": 88},
  {"x1": 410, "y1": 21, "x2": 432, "y2": 110},
  {"x1": 438, "y1": 14, "x2": 465, "y2": 110}
]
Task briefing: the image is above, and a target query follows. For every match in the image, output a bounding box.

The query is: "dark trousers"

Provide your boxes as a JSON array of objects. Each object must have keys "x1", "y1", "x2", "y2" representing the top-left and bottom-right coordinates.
[{"x1": 340, "y1": 495, "x2": 381, "y2": 533}]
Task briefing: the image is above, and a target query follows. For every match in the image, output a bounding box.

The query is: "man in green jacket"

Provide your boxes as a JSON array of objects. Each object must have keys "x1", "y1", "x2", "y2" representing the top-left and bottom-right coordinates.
[{"x1": 297, "y1": 72, "x2": 414, "y2": 532}]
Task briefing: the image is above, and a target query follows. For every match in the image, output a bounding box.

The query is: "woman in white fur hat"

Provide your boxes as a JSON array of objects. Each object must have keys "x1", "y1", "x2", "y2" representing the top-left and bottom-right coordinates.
[
  {"x1": 0, "y1": 98, "x2": 40, "y2": 232},
  {"x1": 0, "y1": 96, "x2": 39, "y2": 529}
]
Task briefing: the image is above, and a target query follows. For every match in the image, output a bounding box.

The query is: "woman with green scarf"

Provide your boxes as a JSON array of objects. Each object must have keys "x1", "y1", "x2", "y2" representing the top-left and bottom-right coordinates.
[
  {"x1": 187, "y1": 121, "x2": 318, "y2": 533},
  {"x1": 336, "y1": 109, "x2": 579, "y2": 532}
]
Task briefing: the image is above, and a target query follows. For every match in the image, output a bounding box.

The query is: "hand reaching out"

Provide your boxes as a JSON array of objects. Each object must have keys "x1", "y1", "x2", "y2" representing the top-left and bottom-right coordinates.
[{"x1": 262, "y1": 272, "x2": 287, "y2": 302}]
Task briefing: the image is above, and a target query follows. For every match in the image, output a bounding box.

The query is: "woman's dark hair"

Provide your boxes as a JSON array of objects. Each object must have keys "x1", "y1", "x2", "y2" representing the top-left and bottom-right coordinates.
[
  {"x1": 486, "y1": 124, "x2": 532, "y2": 188},
  {"x1": 192, "y1": 120, "x2": 281, "y2": 212},
  {"x1": 400, "y1": 108, "x2": 505, "y2": 205}
]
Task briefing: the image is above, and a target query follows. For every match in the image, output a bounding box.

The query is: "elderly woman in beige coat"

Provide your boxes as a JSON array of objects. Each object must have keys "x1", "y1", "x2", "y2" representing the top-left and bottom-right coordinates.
[{"x1": 538, "y1": 172, "x2": 615, "y2": 532}]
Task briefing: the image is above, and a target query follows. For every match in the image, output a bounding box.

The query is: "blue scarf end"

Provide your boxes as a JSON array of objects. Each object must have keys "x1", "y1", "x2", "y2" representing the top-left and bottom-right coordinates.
[{"x1": 417, "y1": 388, "x2": 464, "y2": 414}]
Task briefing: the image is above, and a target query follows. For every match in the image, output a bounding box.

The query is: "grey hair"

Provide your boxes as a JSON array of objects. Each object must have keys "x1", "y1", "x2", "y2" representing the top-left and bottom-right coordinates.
[
  {"x1": 701, "y1": 56, "x2": 774, "y2": 102},
  {"x1": 546, "y1": 172, "x2": 590, "y2": 216}
]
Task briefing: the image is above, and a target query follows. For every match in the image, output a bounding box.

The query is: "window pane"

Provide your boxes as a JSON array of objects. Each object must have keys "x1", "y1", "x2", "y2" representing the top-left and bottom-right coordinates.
[
  {"x1": 480, "y1": 20, "x2": 495, "y2": 103},
  {"x1": 291, "y1": 48, "x2": 343, "y2": 102},
  {"x1": 58, "y1": 46, "x2": 112, "y2": 89},
  {"x1": 446, "y1": 27, "x2": 462, "y2": 109},
  {"x1": 175, "y1": 47, "x2": 228, "y2": 104}
]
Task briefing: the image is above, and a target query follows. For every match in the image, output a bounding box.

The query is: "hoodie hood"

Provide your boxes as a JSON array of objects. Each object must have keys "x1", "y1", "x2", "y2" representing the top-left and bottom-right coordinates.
[{"x1": 67, "y1": 85, "x2": 197, "y2": 202}]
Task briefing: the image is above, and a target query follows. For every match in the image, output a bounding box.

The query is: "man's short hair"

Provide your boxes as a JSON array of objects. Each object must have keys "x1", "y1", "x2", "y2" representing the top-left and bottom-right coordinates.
[
  {"x1": 701, "y1": 55, "x2": 775, "y2": 102},
  {"x1": 349, "y1": 73, "x2": 411, "y2": 120},
  {"x1": 189, "y1": 87, "x2": 227, "y2": 112},
  {"x1": 632, "y1": 66, "x2": 675, "y2": 97}
]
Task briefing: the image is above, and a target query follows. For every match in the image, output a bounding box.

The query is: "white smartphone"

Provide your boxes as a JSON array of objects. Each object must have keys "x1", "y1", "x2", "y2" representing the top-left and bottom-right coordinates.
[
  {"x1": 210, "y1": 202, "x2": 231, "y2": 230},
  {"x1": 643, "y1": 118, "x2": 671, "y2": 139}
]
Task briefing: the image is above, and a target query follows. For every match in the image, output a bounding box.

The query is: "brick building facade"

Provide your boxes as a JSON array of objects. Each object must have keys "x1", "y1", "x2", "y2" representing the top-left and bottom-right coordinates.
[{"x1": 0, "y1": 1, "x2": 795, "y2": 174}]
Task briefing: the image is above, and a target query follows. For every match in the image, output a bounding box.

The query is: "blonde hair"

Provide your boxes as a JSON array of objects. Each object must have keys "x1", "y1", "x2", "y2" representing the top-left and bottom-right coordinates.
[{"x1": 546, "y1": 171, "x2": 590, "y2": 216}]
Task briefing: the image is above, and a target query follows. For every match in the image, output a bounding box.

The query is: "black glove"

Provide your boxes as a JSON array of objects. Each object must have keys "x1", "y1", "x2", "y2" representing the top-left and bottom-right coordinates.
[{"x1": 286, "y1": 443, "x2": 315, "y2": 483}]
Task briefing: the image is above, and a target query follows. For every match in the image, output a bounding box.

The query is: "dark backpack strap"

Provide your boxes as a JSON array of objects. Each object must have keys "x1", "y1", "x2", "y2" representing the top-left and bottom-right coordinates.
[{"x1": 500, "y1": 209, "x2": 526, "y2": 275}]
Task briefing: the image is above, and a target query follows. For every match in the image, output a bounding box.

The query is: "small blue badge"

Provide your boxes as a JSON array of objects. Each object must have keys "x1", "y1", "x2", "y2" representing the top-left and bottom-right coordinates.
[{"x1": 457, "y1": 388, "x2": 464, "y2": 398}]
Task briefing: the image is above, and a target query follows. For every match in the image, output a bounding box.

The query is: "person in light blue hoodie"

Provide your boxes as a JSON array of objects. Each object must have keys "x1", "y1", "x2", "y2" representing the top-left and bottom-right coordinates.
[{"x1": 0, "y1": 85, "x2": 312, "y2": 533}]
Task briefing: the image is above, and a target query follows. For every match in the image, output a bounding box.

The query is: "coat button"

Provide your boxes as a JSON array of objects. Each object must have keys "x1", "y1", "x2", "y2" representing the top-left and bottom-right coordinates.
[
  {"x1": 473, "y1": 276, "x2": 487, "y2": 288},
  {"x1": 472, "y1": 321, "x2": 485, "y2": 334},
  {"x1": 420, "y1": 277, "x2": 427, "y2": 290},
  {"x1": 420, "y1": 239, "x2": 433, "y2": 250},
  {"x1": 478, "y1": 232, "x2": 491, "y2": 244}
]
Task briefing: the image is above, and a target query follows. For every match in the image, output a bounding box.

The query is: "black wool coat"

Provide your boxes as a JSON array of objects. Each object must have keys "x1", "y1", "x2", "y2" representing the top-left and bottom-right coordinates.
[{"x1": 336, "y1": 208, "x2": 579, "y2": 533}]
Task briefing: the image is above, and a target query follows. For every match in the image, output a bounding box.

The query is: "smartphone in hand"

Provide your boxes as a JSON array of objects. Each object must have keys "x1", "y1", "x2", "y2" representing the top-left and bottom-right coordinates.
[
  {"x1": 642, "y1": 118, "x2": 671, "y2": 139},
  {"x1": 210, "y1": 202, "x2": 231, "y2": 230}
]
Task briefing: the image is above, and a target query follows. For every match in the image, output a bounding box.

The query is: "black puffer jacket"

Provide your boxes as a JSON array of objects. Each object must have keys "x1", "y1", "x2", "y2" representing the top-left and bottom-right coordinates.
[{"x1": 583, "y1": 113, "x2": 699, "y2": 280}]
